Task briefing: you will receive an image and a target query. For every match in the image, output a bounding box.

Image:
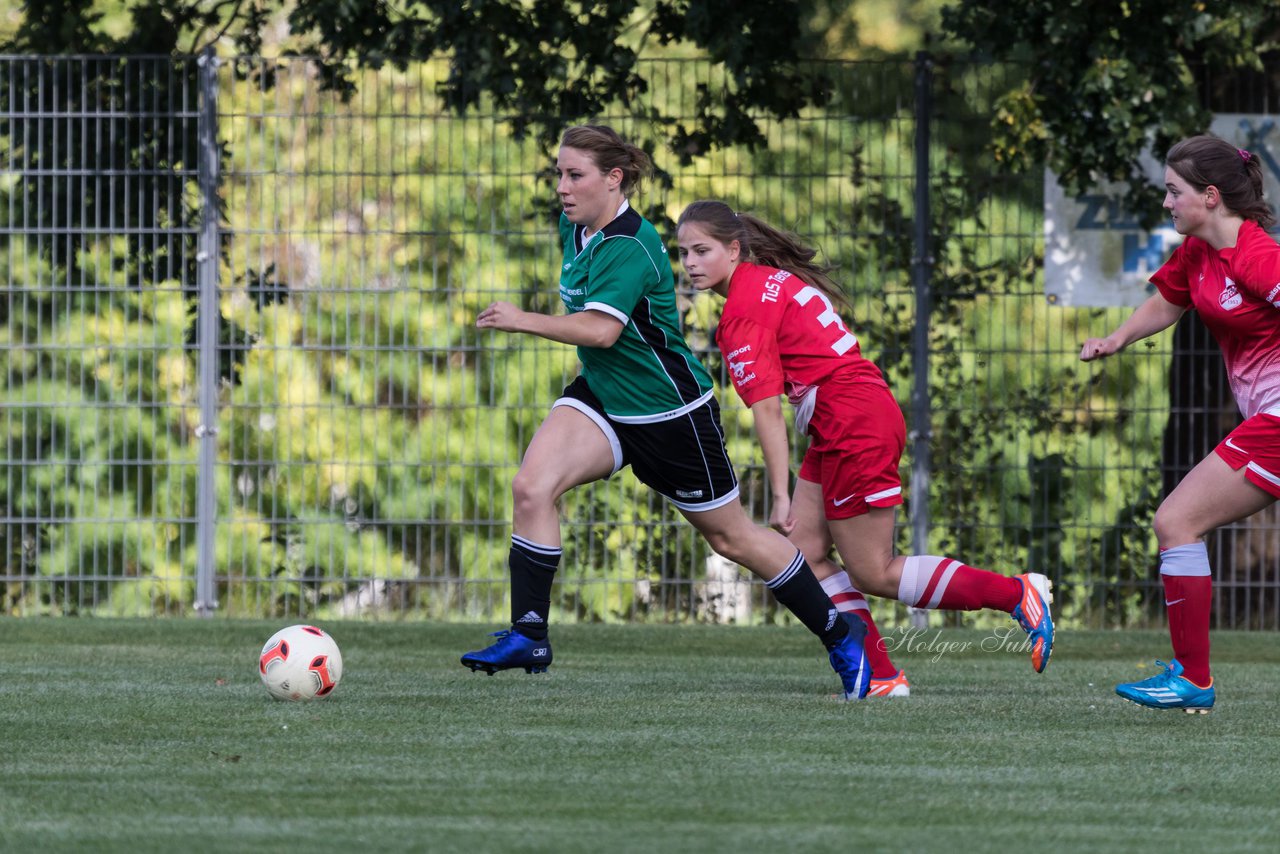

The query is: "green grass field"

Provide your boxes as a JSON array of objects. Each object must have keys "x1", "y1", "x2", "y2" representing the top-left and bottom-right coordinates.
[{"x1": 1, "y1": 620, "x2": 1277, "y2": 853}]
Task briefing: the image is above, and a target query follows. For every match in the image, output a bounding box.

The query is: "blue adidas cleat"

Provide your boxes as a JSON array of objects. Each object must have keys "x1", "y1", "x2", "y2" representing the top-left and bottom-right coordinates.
[
  {"x1": 461, "y1": 628, "x2": 552, "y2": 675},
  {"x1": 1116, "y1": 659, "x2": 1215, "y2": 714},
  {"x1": 828, "y1": 613, "x2": 871, "y2": 701},
  {"x1": 1011, "y1": 573, "x2": 1054, "y2": 673}
]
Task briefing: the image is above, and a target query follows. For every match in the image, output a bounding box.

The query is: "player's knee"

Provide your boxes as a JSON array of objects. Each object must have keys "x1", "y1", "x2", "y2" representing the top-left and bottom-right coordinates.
[
  {"x1": 845, "y1": 561, "x2": 897, "y2": 598},
  {"x1": 1153, "y1": 502, "x2": 1202, "y2": 546},
  {"x1": 511, "y1": 469, "x2": 555, "y2": 514},
  {"x1": 787, "y1": 532, "x2": 827, "y2": 563},
  {"x1": 863, "y1": 573, "x2": 898, "y2": 599},
  {"x1": 700, "y1": 528, "x2": 740, "y2": 561}
]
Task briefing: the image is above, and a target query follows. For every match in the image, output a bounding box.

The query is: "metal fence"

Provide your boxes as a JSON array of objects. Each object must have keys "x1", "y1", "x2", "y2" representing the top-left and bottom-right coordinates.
[{"x1": 2, "y1": 52, "x2": 1276, "y2": 628}]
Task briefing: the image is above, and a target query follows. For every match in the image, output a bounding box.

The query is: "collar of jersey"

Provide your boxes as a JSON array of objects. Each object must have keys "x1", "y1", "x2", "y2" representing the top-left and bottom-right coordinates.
[{"x1": 582, "y1": 200, "x2": 631, "y2": 243}]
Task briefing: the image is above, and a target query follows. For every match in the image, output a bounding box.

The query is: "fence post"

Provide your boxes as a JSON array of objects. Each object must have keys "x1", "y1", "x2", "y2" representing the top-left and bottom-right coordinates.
[
  {"x1": 194, "y1": 48, "x2": 221, "y2": 616},
  {"x1": 908, "y1": 51, "x2": 934, "y2": 630}
]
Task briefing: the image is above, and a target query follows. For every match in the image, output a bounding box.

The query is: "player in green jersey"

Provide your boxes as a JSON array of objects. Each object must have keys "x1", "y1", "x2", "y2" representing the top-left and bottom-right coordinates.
[{"x1": 461, "y1": 125, "x2": 873, "y2": 700}]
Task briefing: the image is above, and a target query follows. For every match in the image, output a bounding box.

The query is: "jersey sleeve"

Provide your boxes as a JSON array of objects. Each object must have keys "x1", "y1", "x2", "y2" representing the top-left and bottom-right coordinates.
[
  {"x1": 715, "y1": 315, "x2": 785, "y2": 407},
  {"x1": 1224, "y1": 226, "x2": 1280, "y2": 307},
  {"x1": 1149, "y1": 241, "x2": 1194, "y2": 308},
  {"x1": 583, "y1": 238, "x2": 658, "y2": 324}
]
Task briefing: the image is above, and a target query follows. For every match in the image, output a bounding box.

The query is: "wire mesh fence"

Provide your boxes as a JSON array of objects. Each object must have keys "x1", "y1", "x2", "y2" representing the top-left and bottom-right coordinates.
[{"x1": 2, "y1": 52, "x2": 1276, "y2": 627}]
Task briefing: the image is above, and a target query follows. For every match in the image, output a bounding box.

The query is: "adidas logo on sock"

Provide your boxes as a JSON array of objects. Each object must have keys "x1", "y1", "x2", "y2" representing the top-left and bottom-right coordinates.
[
  {"x1": 825, "y1": 608, "x2": 838, "y2": 632},
  {"x1": 517, "y1": 611, "x2": 544, "y2": 625}
]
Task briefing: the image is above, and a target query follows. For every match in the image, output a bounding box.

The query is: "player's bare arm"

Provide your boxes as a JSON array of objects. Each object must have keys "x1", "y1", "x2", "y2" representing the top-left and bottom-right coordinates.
[
  {"x1": 749, "y1": 395, "x2": 795, "y2": 535},
  {"x1": 476, "y1": 302, "x2": 625, "y2": 348},
  {"x1": 1080, "y1": 292, "x2": 1186, "y2": 361}
]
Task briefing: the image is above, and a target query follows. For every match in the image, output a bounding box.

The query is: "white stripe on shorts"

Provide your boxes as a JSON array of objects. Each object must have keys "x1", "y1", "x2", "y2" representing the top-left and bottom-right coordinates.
[
  {"x1": 866, "y1": 486, "x2": 902, "y2": 504},
  {"x1": 1247, "y1": 460, "x2": 1280, "y2": 488},
  {"x1": 669, "y1": 484, "x2": 740, "y2": 513},
  {"x1": 551, "y1": 397, "x2": 624, "y2": 475}
]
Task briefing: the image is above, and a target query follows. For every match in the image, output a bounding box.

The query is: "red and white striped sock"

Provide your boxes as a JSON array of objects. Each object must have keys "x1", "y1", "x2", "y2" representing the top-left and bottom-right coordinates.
[
  {"x1": 897, "y1": 555, "x2": 1021, "y2": 612},
  {"x1": 820, "y1": 571, "x2": 897, "y2": 679}
]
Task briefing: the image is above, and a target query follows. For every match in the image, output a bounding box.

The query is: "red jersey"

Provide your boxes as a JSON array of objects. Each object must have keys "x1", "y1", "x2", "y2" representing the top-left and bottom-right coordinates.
[
  {"x1": 1151, "y1": 220, "x2": 1280, "y2": 418},
  {"x1": 714, "y1": 261, "x2": 887, "y2": 409}
]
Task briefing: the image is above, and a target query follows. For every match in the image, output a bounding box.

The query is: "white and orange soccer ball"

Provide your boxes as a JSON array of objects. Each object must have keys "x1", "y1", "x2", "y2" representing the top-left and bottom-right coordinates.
[{"x1": 258, "y1": 625, "x2": 343, "y2": 701}]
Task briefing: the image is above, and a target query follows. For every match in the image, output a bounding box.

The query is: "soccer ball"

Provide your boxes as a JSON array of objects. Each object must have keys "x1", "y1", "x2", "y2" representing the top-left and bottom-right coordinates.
[{"x1": 258, "y1": 624, "x2": 343, "y2": 701}]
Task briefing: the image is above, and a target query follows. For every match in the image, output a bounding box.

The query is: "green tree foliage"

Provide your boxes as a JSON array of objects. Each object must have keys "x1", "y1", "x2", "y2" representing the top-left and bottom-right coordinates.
[
  {"x1": 286, "y1": 0, "x2": 837, "y2": 157},
  {"x1": 941, "y1": 0, "x2": 1280, "y2": 224},
  {"x1": 1, "y1": 2, "x2": 1234, "y2": 625},
  {"x1": 0, "y1": 1, "x2": 838, "y2": 619},
  {"x1": 6, "y1": 0, "x2": 836, "y2": 155}
]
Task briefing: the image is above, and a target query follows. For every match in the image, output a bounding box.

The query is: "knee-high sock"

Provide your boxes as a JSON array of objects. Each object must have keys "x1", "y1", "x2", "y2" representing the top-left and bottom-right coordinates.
[
  {"x1": 897, "y1": 554, "x2": 1022, "y2": 612},
  {"x1": 509, "y1": 535, "x2": 562, "y2": 641},
  {"x1": 1160, "y1": 542, "x2": 1213, "y2": 686},
  {"x1": 821, "y1": 571, "x2": 897, "y2": 679},
  {"x1": 765, "y1": 552, "x2": 849, "y2": 649}
]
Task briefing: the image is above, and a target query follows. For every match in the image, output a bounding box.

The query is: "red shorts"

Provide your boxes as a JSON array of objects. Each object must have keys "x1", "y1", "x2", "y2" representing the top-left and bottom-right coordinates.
[
  {"x1": 1214, "y1": 413, "x2": 1280, "y2": 498},
  {"x1": 797, "y1": 377, "x2": 906, "y2": 520}
]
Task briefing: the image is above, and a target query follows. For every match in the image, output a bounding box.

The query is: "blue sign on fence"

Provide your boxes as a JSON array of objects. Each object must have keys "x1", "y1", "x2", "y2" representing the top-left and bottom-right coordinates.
[{"x1": 1044, "y1": 114, "x2": 1280, "y2": 307}]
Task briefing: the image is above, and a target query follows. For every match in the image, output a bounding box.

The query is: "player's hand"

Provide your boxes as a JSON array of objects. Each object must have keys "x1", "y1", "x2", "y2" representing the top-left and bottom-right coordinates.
[
  {"x1": 1080, "y1": 336, "x2": 1122, "y2": 361},
  {"x1": 769, "y1": 495, "x2": 795, "y2": 536},
  {"x1": 476, "y1": 301, "x2": 525, "y2": 333}
]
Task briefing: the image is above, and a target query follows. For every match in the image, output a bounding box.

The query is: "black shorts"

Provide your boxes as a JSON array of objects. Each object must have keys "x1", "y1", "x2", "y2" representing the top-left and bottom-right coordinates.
[{"x1": 553, "y1": 376, "x2": 740, "y2": 511}]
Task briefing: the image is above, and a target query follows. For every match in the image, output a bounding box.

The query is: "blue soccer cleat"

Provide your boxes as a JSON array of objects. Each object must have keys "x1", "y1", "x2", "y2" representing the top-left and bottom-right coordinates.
[
  {"x1": 828, "y1": 613, "x2": 871, "y2": 701},
  {"x1": 460, "y1": 628, "x2": 553, "y2": 675},
  {"x1": 1116, "y1": 659, "x2": 1215, "y2": 714},
  {"x1": 1011, "y1": 573, "x2": 1054, "y2": 673}
]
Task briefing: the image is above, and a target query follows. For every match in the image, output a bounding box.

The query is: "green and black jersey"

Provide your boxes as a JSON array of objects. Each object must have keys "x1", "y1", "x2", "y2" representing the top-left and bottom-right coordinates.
[{"x1": 558, "y1": 203, "x2": 714, "y2": 421}]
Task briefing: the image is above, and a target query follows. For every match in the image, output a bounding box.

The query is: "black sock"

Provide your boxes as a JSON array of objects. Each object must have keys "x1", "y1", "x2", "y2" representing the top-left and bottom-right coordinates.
[
  {"x1": 765, "y1": 552, "x2": 849, "y2": 649},
  {"x1": 509, "y1": 535, "x2": 561, "y2": 641}
]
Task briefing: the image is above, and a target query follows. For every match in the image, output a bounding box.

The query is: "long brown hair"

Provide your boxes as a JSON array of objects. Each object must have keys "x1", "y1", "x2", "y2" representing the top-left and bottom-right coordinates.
[
  {"x1": 1167, "y1": 135, "x2": 1275, "y2": 228},
  {"x1": 560, "y1": 125, "x2": 652, "y2": 196},
  {"x1": 677, "y1": 200, "x2": 850, "y2": 311}
]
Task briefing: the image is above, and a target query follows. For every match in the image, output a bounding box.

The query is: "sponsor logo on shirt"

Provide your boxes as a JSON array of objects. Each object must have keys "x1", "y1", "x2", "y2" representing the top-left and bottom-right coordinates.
[
  {"x1": 729, "y1": 359, "x2": 756, "y2": 385},
  {"x1": 1268, "y1": 282, "x2": 1280, "y2": 308},
  {"x1": 1219, "y1": 277, "x2": 1243, "y2": 311},
  {"x1": 726, "y1": 344, "x2": 752, "y2": 360}
]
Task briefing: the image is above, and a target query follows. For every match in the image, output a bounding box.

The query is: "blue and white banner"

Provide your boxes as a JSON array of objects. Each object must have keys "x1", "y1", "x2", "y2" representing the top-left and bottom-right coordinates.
[{"x1": 1044, "y1": 115, "x2": 1280, "y2": 307}]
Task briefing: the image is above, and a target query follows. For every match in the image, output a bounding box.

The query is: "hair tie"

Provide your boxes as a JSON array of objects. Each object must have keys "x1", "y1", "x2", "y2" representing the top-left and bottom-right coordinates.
[{"x1": 1238, "y1": 148, "x2": 1252, "y2": 163}]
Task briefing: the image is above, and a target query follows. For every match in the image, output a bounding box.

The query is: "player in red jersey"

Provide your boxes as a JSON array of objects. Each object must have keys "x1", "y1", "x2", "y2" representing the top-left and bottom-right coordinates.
[
  {"x1": 461, "y1": 127, "x2": 874, "y2": 701},
  {"x1": 1082, "y1": 135, "x2": 1280, "y2": 713},
  {"x1": 676, "y1": 200, "x2": 1056, "y2": 686}
]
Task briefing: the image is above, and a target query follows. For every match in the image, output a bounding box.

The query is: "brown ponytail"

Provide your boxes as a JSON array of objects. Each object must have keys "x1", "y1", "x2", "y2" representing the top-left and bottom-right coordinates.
[{"x1": 677, "y1": 200, "x2": 850, "y2": 311}]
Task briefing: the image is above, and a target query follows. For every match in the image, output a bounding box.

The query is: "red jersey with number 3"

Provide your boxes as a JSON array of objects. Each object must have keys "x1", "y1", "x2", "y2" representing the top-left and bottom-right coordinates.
[
  {"x1": 715, "y1": 261, "x2": 887, "y2": 408},
  {"x1": 1150, "y1": 219, "x2": 1280, "y2": 419}
]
